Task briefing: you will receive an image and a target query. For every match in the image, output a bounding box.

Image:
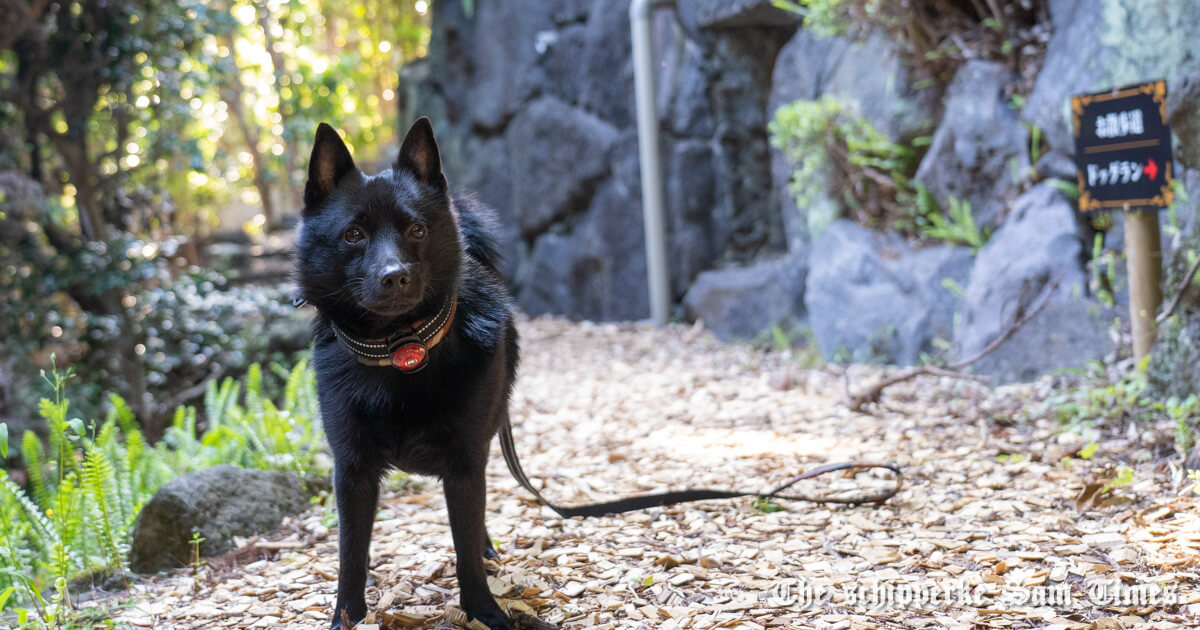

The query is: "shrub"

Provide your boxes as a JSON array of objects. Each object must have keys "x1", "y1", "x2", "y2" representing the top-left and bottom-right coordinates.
[
  {"x1": 0, "y1": 359, "x2": 323, "y2": 624},
  {"x1": 769, "y1": 96, "x2": 923, "y2": 232}
]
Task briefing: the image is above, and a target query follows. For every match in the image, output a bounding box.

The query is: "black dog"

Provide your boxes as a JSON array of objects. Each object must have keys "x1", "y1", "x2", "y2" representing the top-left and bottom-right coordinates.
[{"x1": 295, "y1": 118, "x2": 519, "y2": 630}]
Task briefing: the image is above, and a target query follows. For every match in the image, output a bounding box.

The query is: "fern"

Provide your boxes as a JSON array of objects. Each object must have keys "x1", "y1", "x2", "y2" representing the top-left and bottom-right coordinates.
[
  {"x1": 83, "y1": 449, "x2": 124, "y2": 572},
  {"x1": 0, "y1": 472, "x2": 59, "y2": 556},
  {"x1": 245, "y1": 363, "x2": 265, "y2": 418},
  {"x1": 107, "y1": 393, "x2": 137, "y2": 435},
  {"x1": 21, "y1": 431, "x2": 50, "y2": 509}
]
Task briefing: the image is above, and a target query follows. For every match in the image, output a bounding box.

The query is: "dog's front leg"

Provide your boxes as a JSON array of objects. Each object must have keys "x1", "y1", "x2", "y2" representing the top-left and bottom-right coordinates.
[
  {"x1": 444, "y1": 465, "x2": 512, "y2": 630},
  {"x1": 331, "y1": 461, "x2": 380, "y2": 629}
]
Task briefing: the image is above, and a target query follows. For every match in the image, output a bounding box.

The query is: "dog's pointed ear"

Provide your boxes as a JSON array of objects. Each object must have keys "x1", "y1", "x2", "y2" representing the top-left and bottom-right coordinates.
[
  {"x1": 395, "y1": 117, "x2": 446, "y2": 189},
  {"x1": 304, "y1": 123, "x2": 356, "y2": 211}
]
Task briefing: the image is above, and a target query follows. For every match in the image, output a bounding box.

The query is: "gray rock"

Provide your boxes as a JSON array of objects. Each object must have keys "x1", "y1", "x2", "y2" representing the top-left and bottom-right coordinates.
[
  {"x1": 682, "y1": 252, "x2": 807, "y2": 341},
  {"x1": 577, "y1": 0, "x2": 637, "y2": 127},
  {"x1": 517, "y1": 177, "x2": 650, "y2": 321},
  {"x1": 130, "y1": 465, "x2": 310, "y2": 573},
  {"x1": 1022, "y1": 0, "x2": 1200, "y2": 154},
  {"x1": 506, "y1": 96, "x2": 619, "y2": 237},
  {"x1": 677, "y1": 0, "x2": 800, "y2": 31},
  {"x1": 664, "y1": 139, "x2": 718, "y2": 294},
  {"x1": 954, "y1": 182, "x2": 1112, "y2": 382},
  {"x1": 1167, "y1": 74, "x2": 1200, "y2": 170},
  {"x1": 452, "y1": 136, "x2": 521, "y2": 278},
  {"x1": 466, "y1": 1, "x2": 556, "y2": 130},
  {"x1": 805, "y1": 221, "x2": 973, "y2": 364},
  {"x1": 1035, "y1": 151, "x2": 1078, "y2": 181},
  {"x1": 914, "y1": 61, "x2": 1029, "y2": 228}
]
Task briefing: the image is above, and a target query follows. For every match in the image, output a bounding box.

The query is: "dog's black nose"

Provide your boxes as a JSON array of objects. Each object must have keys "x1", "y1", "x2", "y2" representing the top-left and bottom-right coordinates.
[{"x1": 380, "y1": 267, "x2": 410, "y2": 289}]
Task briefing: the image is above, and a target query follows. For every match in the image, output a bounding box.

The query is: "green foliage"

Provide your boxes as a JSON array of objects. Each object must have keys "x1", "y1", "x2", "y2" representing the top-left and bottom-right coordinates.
[
  {"x1": 769, "y1": 96, "x2": 922, "y2": 231},
  {"x1": 752, "y1": 496, "x2": 785, "y2": 513},
  {"x1": 1100, "y1": 466, "x2": 1134, "y2": 495},
  {"x1": 0, "y1": 0, "x2": 429, "y2": 437},
  {"x1": 1049, "y1": 362, "x2": 1151, "y2": 430},
  {"x1": 915, "y1": 194, "x2": 989, "y2": 252},
  {"x1": 770, "y1": 97, "x2": 993, "y2": 251},
  {"x1": 0, "y1": 359, "x2": 323, "y2": 622},
  {"x1": 1050, "y1": 360, "x2": 1200, "y2": 459},
  {"x1": 1089, "y1": 232, "x2": 1119, "y2": 308}
]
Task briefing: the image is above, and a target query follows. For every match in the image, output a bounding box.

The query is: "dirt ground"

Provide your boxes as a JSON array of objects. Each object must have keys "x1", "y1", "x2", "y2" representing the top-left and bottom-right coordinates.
[{"x1": 94, "y1": 317, "x2": 1200, "y2": 629}]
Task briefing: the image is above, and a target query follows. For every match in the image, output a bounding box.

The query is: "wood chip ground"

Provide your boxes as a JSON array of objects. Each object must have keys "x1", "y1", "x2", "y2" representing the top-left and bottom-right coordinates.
[{"x1": 88, "y1": 317, "x2": 1200, "y2": 629}]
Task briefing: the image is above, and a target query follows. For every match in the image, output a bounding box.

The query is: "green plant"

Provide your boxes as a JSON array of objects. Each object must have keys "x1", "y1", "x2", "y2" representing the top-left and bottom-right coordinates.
[
  {"x1": 1049, "y1": 363, "x2": 1152, "y2": 430},
  {"x1": 1100, "y1": 466, "x2": 1134, "y2": 495},
  {"x1": 0, "y1": 358, "x2": 323, "y2": 623},
  {"x1": 189, "y1": 531, "x2": 207, "y2": 573},
  {"x1": 916, "y1": 195, "x2": 989, "y2": 252},
  {"x1": 769, "y1": 96, "x2": 923, "y2": 231},
  {"x1": 1088, "y1": 233, "x2": 1119, "y2": 308},
  {"x1": 752, "y1": 496, "x2": 785, "y2": 513}
]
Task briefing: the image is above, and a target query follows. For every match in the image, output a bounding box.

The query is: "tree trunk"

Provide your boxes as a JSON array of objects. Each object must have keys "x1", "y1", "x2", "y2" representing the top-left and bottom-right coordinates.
[{"x1": 256, "y1": 3, "x2": 300, "y2": 223}]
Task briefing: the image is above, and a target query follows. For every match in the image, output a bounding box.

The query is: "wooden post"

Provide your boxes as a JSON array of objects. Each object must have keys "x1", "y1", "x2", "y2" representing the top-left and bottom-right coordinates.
[{"x1": 1124, "y1": 210, "x2": 1163, "y2": 360}]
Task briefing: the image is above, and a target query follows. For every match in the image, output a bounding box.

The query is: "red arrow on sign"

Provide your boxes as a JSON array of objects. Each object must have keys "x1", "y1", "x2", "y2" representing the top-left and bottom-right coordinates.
[{"x1": 1145, "y1": 158, "x2": 1158, "y2": 181}]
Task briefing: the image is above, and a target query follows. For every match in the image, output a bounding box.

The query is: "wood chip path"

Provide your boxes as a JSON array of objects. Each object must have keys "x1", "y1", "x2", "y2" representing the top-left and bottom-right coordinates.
[{"x1": 92, "y1": 317, "x2": 1200, "y2": 629}]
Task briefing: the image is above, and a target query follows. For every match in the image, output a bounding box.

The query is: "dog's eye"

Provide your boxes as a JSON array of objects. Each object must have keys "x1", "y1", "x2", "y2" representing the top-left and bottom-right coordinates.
[
  {"x1": 344, "y1": 227, "x2": 365, "y2": 244},
  {"x1": 408, "y1": 223, "x2": 427, "y2": 240}
]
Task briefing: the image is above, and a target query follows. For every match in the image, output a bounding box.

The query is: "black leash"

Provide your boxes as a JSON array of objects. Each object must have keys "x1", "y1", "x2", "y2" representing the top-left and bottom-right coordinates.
[{"x1": 497, "y1": 417, "x2": 903, "y2": 518}]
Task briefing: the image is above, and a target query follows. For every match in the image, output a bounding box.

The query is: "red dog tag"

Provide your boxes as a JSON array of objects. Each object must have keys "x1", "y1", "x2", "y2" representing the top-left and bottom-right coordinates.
[{"x1": 391, "y1": 343, "x2": 428, "y2": 372}]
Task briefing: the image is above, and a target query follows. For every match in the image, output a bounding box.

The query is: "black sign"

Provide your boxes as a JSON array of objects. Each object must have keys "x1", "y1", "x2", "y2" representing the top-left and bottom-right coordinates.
[{"x1": 1071, "y1": 80, "x2": 1174, "y2": 212}]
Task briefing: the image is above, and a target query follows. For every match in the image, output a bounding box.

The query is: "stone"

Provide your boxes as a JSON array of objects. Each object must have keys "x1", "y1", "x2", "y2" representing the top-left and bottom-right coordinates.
[
  {"x1": 517, "y1": 177, "x2": 650, "y2": 321},
  {"x1": 677, "y1": 0, "x2": 800, "y2": 31},
  {"x1": 506, "y1": 96, "x2": 619, "y2": 237},
  {"x1": 1022, "y1": 0, "x2": 1200, "y2": 154},
  {"x1": 451, "y1": 136, "x2": 521, "y2": 278},
  {"x1": 914, "y1": 61, "x2": 1029, "y2": 228},
  {"x1": 130, "y1": 465, "x2": 311, "y2": 573},
  {"x1": 682, "y1": 252, "x2": 807, "y2": 341},
  {"x1": 1167, "y1": 73, "x2": 1200, "y2": 170},
  {"x1": 577, "y1": 0, "x2": 637, "y2": 127},
  {"x1": 954, "y1": 182, "x2": 1112, "y2": 382},
  {"x1": 805, "y1": 221, "x2": 973, "y2": 365}
]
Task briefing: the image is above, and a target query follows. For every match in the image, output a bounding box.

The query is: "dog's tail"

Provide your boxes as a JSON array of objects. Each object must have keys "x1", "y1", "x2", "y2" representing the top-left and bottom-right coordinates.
[{"x1": 454, "y1": 194, "x2": 504, "y2": 272}]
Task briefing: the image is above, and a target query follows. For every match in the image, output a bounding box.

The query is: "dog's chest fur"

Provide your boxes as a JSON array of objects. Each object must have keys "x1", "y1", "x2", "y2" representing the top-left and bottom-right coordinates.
[{"x1": 312, "y1": 264, "x2": 517, "y2": 479}]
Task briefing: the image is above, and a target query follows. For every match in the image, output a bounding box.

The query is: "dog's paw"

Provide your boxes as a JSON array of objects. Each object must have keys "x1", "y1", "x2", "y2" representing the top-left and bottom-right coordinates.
[
  {"x1": 467, "y1": 608, "x2": 513, "y2": 630},
  {"x1": 329, "y1": 607, "x2": 361, "y2": 630}
]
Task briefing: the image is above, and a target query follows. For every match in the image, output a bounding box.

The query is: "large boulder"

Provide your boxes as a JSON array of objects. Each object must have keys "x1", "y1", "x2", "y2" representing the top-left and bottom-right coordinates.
[
  {"x1": 682, "y1": 251, "x2": 807, "y2": 341},
  {"x1": 914, "y1": 61, "x2": 1029, "y2": 228},
  {"x1": 517, "y1": 177, "x2": 650, "y2": 321},
  {"x1": 1022, "y1": 0, "x2": 1200, "y2": 154},
  {"x1": 677, "y1": 0, "x2": 800, "y2": 31},
  {"x1": 805, "y1": 221, "x2": 973, "y2": 364},
  {"x1": 130, "y1": 465, "x2": 311, "y2": 573},
  {"x1": 506, "y1": 96, "x2": 619, "y2": 237},
  {"x1": 954, "y1": 182, "x2": 1113, "y2": 382}
]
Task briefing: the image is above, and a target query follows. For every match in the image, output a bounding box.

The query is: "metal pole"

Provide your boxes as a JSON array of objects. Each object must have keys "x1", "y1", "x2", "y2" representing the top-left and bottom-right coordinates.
[{"x1": 630, "y1": 0, "x2": 673, "y2": 326}]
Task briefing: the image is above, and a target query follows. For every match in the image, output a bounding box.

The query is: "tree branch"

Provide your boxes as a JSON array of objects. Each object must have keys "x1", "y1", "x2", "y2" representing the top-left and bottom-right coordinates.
[
  {"x1": 845, "y1": 282, "x2": 1058, "y2": 412},
  {"x1": 1156, "y1": 254, "x2": 1200, "y2": 325}
]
